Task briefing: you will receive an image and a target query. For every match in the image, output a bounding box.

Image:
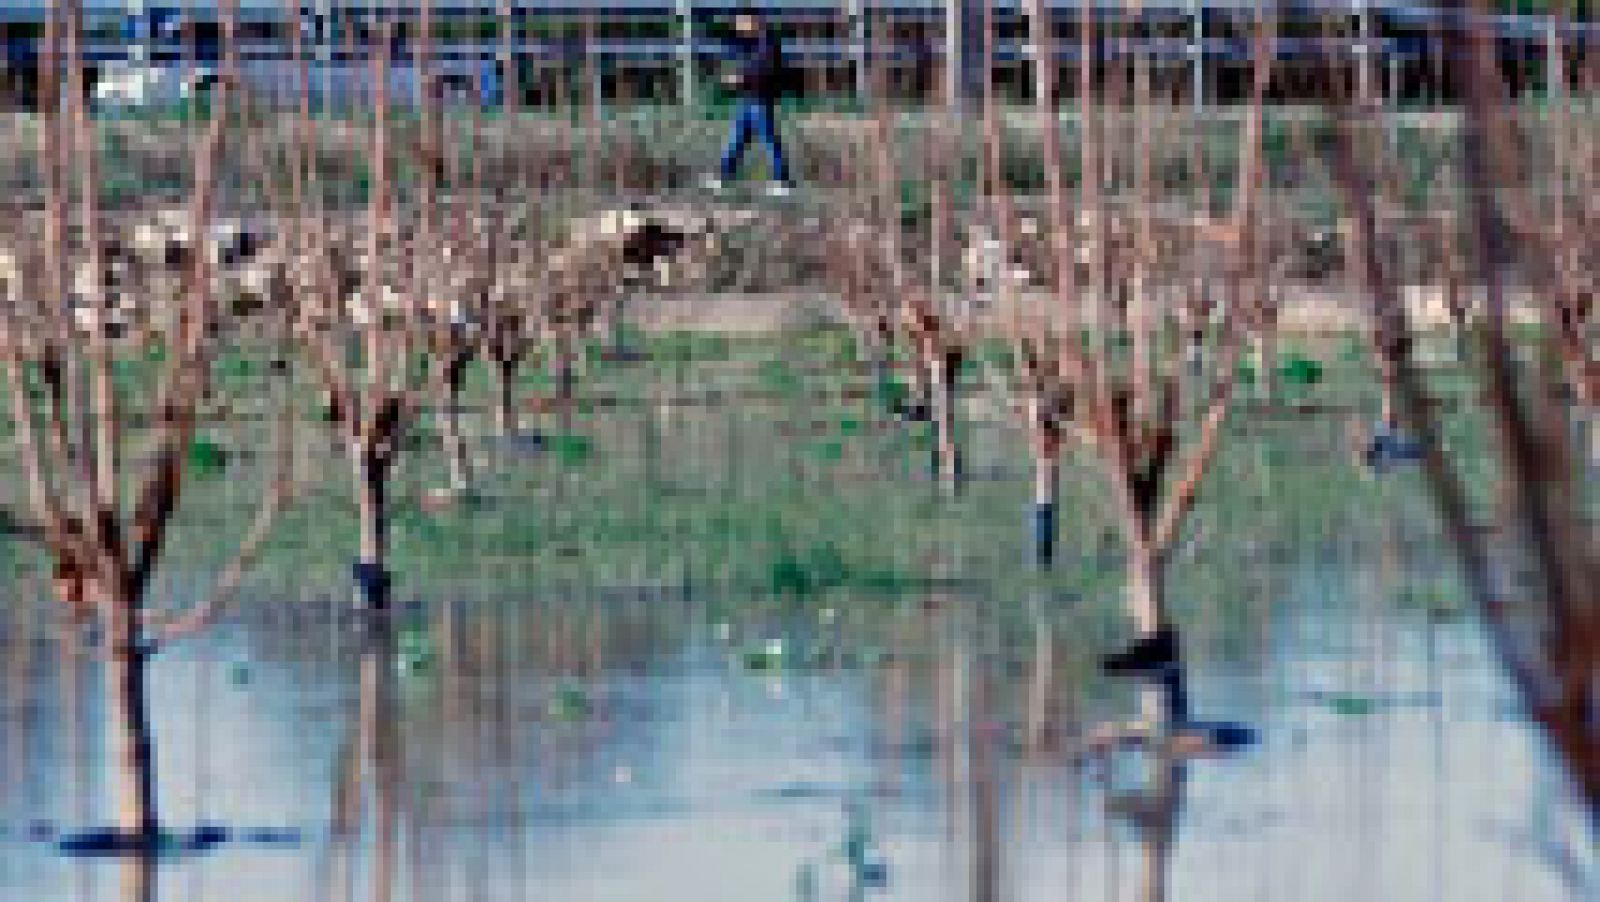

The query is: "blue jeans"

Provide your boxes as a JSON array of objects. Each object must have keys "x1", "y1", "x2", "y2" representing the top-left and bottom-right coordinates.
[{"x1": 719, "y1": 99, "x2": 790, "y2": 183}]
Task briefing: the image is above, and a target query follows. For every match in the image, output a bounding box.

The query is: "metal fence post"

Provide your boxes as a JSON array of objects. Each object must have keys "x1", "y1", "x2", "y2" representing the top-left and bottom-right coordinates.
[
  {"x1": 128, "y1": 0, "x2": 149, "y2": 67},
  {"x1": 1354, "y1": 0, "x2": 1374, "y2": 106},
  {"x1": 844, "y1": 0, "x2": 866, "y2": 108},
  {"x1": 316, "y1": 0, "x2": 332, "y2": 116},
  {"x1": 1189, "y1": 0, "x2": 1204, "y2": 110},
  {"x1": 678, "y1": 0, "x2": 695, "y2": 107},
  {"x1": 947, "y1": 0, "x2": 984, "y2": 111},
  {"x1": 1545, "y1": 16, "x2": 1562, "y2": 101}
]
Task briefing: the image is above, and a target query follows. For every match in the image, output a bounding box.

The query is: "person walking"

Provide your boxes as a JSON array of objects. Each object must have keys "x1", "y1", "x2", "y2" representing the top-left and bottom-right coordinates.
[{"x1": 704, "y1": 12, "x2": 794, "y2": 197}]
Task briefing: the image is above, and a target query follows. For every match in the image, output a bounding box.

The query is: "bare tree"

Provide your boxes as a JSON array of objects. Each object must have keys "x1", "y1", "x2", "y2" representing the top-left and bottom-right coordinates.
[
  {"x1": 1000, "y1": 2, "x2": 1279, "y2": 682},
  {"x1": 855, "y1": 6, "x2": 969, "y2": 489},
  {"x1": 288, "y1": 15, "x2": 432, "y2": 612},
  {"x1": 0, "y1": 0, "x2": 290, "y2": 847}
]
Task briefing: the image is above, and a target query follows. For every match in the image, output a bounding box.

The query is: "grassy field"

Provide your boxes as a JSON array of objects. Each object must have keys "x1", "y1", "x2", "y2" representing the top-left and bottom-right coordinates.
[{"x1": 2, "y1": 325, "x2": 1528, "y2": 649}]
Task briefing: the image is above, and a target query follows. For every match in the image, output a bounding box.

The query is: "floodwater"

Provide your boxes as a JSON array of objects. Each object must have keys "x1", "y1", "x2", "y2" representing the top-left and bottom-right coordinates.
[{"x1": 0, "y1": 344, "x2": 1593, "y2": 901}]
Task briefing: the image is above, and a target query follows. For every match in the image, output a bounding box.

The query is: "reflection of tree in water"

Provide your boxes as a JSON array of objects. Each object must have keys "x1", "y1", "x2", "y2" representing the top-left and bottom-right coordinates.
[
  {"x1": 324, "y1": 616, "x2": 401, "y2": 902},
  {"x1": 854, "y1": 583, "x2": 1258, "y2": 902},
  {"x1": 307, "y1": 589, "x2": 699, "y2": 899},
  {"x1": 1098, "y1": 674, "x2": 1193, "y2": 902}
]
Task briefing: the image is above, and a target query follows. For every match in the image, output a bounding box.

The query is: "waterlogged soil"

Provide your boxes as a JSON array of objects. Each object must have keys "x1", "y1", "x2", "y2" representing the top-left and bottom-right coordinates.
[{"x1": 0, "y1": 331, "x2": 1592, "y2": 901}]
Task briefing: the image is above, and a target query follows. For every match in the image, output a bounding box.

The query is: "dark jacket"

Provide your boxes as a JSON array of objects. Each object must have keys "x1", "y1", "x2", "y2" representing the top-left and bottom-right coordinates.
[{"x1": 726, "y1": 27, "x2": 787, "y2": 101}]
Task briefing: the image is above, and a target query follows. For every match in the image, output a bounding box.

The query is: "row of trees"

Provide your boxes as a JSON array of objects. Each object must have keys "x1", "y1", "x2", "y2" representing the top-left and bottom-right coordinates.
[
  {"x1": 824, "y1": 0, "x2": 1595, "y2": 813},
  {"x1": 0, "y1": 0, "x2": 704, "y2": 857}
]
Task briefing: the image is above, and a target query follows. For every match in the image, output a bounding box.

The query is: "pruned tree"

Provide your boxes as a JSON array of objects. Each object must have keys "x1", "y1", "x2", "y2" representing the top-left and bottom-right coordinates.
[
  {"x1": 0, "y1": 0, "x2": 291, "y2": 849},
  {"x1": 998, "y1": 1, "x2": 1280, "y2": 679},
  {"x1": 859, "y1": 6, "x2": 969, "y2": 488},
  {"x1": 414, "y1": 0, "x2": 481, "y2": 498},
  {"x1": 480, "y1": 1, "x2": 540, "y2": 439},
  {"x1": 288, "y1": 15, "x2": 434, "y2": 612}
]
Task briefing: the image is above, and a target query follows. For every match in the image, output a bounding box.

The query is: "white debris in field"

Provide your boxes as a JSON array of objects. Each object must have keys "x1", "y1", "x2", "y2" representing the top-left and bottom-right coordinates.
[
  {"x1": 133, "y1": 221, "x2": 164, "y2": 251},
  {"x1": 238, "y1": 261, "x2": 276, "y2": 299},
  {"x1": 70, "y1": 263, "x2": 100, "y2": 300},
  {"x1": 206, "y1": 221, "x2": 242, "y2": 260},
  {"x1": 155, "y1": 207, "x2": 188, "y2": 233},
  {"x1": 346, "y1": 295, "x2": 372, "y2": 326},
  {"x1": 0, "y1": 251, "x2": 17, "y2": 305}
]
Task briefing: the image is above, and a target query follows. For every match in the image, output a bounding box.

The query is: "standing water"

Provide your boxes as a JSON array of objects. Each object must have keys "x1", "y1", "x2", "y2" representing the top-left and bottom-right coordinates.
[{"x1": 0, "y1": 353, "x2": 1590, "y2": 901}]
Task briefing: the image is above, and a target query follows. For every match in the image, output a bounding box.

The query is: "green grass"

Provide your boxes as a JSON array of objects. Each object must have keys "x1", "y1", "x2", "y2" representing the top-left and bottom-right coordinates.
[{"x1": 3, "y1": 326, "x2": 1578, "y2": 649}]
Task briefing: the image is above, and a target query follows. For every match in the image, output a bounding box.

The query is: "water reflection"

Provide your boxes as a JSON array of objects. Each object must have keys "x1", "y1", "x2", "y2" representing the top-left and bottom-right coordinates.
[
  {"x1": 0, "y1": 554, "x2": 1592, "y2": 900},
  {"x1": 323, "y1": 613, "x2": 400, "y2": 902}
]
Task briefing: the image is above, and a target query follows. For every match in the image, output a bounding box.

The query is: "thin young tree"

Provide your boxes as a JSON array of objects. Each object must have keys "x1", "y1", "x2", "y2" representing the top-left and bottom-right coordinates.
[
  {"x1": 481, "y1": 0, "x2": 538, "y2": 439},
  {"x1": 416, "y1": 0, "x2": 482, "y2": 499},
  {"x1": 1004, "y1": 1, "x2": 1279, "y2": 681},
  {"x1": 289, "y1": 14, "x2": 433, "y2": 612},
  {"x1": 861, "y1": 6, "x2": 968, "y2": 488}
]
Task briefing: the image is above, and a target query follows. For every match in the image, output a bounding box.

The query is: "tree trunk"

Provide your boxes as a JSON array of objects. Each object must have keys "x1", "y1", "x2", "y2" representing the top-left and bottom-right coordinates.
[
  {"x1": 1444, "y1": 278, "x2": 1470, "y2": 365},
  {"x1": 556, "y1": 337, "x2": 576, "y2": 413},
  {"x1": 930, "y1": 353, "x2": 960, "y2": 490},
  {"x1": 1185, "y1": 327, "x2": 1207, "y2": 381},
  {"x1": 1587, "y1": 408, "x2": 1598, "y2": 471},
  {"x1": 906, "y1": 347, "x2": 932, "y2": 417},
  {"x1": 104, "y1": 590, "x2": 158, "y2": 842},
  {"x1": 1031, "y1": 437, "x2": 1058, "y2": 570},
  {"x1": 493, "y1": 355, "x2": 518, "y2": 437},
  {"x1": 1126, "y1": 540, "x2": 1167, "y2": 636},
  {"x1": 353, "y1": 451, "x2": 391, "y2": 612},
  {"x1": 1375, "y1": 340, "x2": 1401, "y2": 428},
  {"x1": 442, "y1": 359, "x2": 471, "y2": 494},
  {"x1": 358, "y1": 481, "x2": 386, "y2": 573},
  {"x1": 863, "y1": 326, "x2": 893, "y2": 412},
  {"x1": 1252, "y1": 331, "x2": 1278, "y2": 404}
]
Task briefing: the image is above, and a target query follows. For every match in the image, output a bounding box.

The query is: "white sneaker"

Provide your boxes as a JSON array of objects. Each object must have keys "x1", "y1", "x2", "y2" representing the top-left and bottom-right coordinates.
[
  {"x1": 765, "y1": 181, "x2": 793, "y2": 198},
  {"x1": 702, "y1": 176, "x2": 725, "y2": 194}
]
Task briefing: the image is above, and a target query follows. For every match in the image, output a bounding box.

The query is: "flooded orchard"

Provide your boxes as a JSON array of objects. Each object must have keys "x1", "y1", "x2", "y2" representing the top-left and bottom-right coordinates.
[
  {"x1": 0, "y1": 336, "x2": 1592, "y2": 901},
  {"x1": 2, "y1": 1, "x2": 1597, "y2": 900}
]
